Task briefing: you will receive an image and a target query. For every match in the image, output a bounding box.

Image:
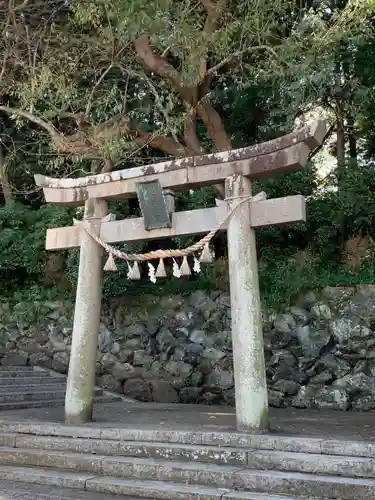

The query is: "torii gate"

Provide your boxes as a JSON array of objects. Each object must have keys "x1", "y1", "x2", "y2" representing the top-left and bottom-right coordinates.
[{"x1": 35, "y1": 121, "x2": 326, "y2": 432}]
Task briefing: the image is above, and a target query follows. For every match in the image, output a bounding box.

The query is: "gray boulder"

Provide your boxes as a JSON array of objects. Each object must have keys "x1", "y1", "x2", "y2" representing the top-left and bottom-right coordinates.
[
  {"x1": 51, "y1": 351, "x2": 70, "y2": 373},
  {"x1": 294, "y1": 325, "x2": 332, "y2": 358},
  {"x1": 289, "y1": 306, "x2": 309, "y2": 326},
  {"x1": 273, "y1": 314, "x2": 296, "y2": 334},
  {"x1": 97, "y1": 374, "x2": 122, "y2": 393},
  {"x1": 123, "y1": 378, "x2": 152, "y2": 402},
  {"x1": 201, "y1": 348, "x2": 226, "y2": 364},
  {"x1": 268, "y1": 390, "x2": 284, "y2": 408},
  {"x1": 150, "y1": 380, "x2": 179, "y2": 403},
  {"x1": 179, "y1": 386, "x2": 203, "y2": 403},
  {"x1": 272, "y1": 379, "x2": 300, "y2": 396},
  {"x1": 111, "y1": 362, "x2": 140, "y2": 381},
  {"x1": 28, "y1": 352, "x2": 52, "y2": 368},
  {"x1": 133, "y1": 350, "x2": 153, "y2": 367},
  {"x1": 313, "y1": 387, "x2": 349, "y2": 410},
  {"x1": 98, "y1": 324, "x2": 114, "y2": 353},
  {"x1": 330, "y1": 318, "x2": 371, "y2": 345},
  {"x1": 205, "y1": 369, "x2": 234, "y2": 391},
  {"x1": 189, "y1": 330, "x2": 207, "y2": 345},
  {"x1": 314, "y1": 354, "x2": 351, "y2": 379},
  {"x1": 310, "y1": 303, "x2": 332, "y2": 321}
]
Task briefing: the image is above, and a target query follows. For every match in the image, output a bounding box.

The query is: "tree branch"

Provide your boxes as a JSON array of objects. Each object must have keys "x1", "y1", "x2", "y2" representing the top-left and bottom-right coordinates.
[
  {"x1": 142, "y1": 73, "x2": 180, "y2": 142},
  {"x1": 135, "y1": 36, "x2": 184, "y2": 91},
  {"x1": 0, "y1": 145, "x2": 13, "y2": 205},
  {"x1": 184, "y1": 111, "x2": 202, "y2": 153},
  {"x1": 134, "y1": 34, "x2": 231, "y2": 151},
  {"x1": 199, "y1": 0, "x2": 226, "y2": 80},
  {"x1": 205, "y1": 45, "x2": 291, "y2": 81},
  {"x1": 196, "y1": 100, "x2": 231, "y2": 150},
  {"x1": 85, "y1": 62, "x2": 114, "y2": 117},
  {"x1": 85, "y1": 45, "x2": 129, "y2": 117},
  {"x1": 0, "y1": 105, "x2": 60, "y2": 138},
  {"x1": 131, "y1": 127, "x2": 193, "y2": 157},
  {"x1": 134, "y1": 24, "x2": 229, "y2": 198},
  {"x1": 0, "y1": 104, "x2": 192, "y2": 161},
  {"x1": 201, "y1": 0, "x2": 225, "y2": 34},
  {"x1": 0, "y1": 52, "x2": 8, "y2": 86}
]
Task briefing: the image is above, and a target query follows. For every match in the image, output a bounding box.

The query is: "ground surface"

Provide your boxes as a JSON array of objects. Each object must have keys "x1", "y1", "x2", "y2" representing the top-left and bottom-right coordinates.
[{"x1": 0, "y1": 400, "x2": 375, "y2": 441}]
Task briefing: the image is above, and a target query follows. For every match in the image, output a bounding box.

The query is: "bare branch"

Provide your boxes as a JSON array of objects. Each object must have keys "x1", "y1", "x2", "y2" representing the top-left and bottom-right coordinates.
[
  {"x1": 11, "y1": 0, "x2": 30, "y2": 12},
  {"x1": 199, "y1": 0, "x2": 226, "y2": 79},
  {"x1": 142, "y1": 73, "x2": 180, "y2": 142},
  {"x1": 85, "y1": 62, "x2": 114, "y2": 117},
  {"x1": 85, "y1": 44, "x2": 130, "y2": 117},
  {"x1": 206, "y1": 45, "x2": 291, "y2": 79},
  {"x1": 0, "y1": 51, "x2": 8, "y2": 86}
]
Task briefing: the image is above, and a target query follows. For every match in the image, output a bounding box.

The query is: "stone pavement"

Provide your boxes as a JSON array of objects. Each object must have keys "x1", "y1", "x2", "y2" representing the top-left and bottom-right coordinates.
[{"x1": 0, "y1": 400, "x2": 375, "y2": 441}]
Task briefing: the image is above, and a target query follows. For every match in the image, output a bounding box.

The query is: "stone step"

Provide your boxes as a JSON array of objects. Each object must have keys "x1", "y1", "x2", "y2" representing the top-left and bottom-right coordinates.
[
  {"x1": 0, "y1": 388, "x2": 103, "y2": 403},
  {"x1": 0, "y1": 366, "x2": 33, "y2": 371},
  {"x1": 0, "y1": 466, "x2": 322, "y2": 500},
  {"x1": 0, "y1": 399, "x2": 66, "y2": 410},
  {"x1": 0, "y1": 433, "x2": 248, "y2": 466},
  {"x1": 0, "y1": 447, "x2": 375, "y2": 498},
  {"x1": 0, "y1": 383, "x2": 67, "y2": 392},
  {"x1": 247, "y1": 449, "x2": 375, "y2": 478},
  {"x1": 0, "y1": 480, "x2": 150, "y2": 500},
  {"x1": 0, "y1": 395, "x2": 120, "y2": 411},
  {"x1": 0, "y1": 376, "x2": 65, "y2": 385},
  {"x1": 0, "y1": 370, "x2": 51, "y2": 378},
  {"x1": 1, "y1": 420, "x2": 374, "y2": 460},
  {"x1": 2, "y1": 431, "x2": 374, "y2": 477}
]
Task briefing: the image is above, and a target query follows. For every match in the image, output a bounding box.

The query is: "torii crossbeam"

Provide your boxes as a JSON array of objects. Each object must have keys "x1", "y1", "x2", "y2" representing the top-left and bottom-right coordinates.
[{"x1": 35, "y1": 121, "x2": 326, "y2": 432}]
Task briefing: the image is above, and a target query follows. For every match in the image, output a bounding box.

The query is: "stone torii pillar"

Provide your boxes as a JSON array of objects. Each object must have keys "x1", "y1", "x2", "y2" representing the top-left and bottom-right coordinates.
[
  {"x1": 65, "y1": 198, "x2": 108, "y2": 424},
  {"x1": 226, "y1": 175, "x2": 268, "y2": 432}
]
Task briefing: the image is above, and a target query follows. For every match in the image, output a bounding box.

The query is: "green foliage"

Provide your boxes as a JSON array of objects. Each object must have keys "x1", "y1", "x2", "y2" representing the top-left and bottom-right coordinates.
[
  {"x1": 258, "y1": 248, "x2": 375, "y2": 309},
  {"x1": 0, "y1": 203, "x2": 73, "y2": 292},
  {"x1": 5, "y1": 285, "x2": 71, "y2": 324}
]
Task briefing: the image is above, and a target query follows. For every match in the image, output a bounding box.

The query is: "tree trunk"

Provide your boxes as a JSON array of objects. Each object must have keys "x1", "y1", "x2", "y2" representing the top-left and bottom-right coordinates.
[
  {"x1": 347, "y1": 115, "x2": 357, "y2": 166},
  {"x1": 336, "y1": 110, "x2": 346, "y2": 169},
  {"x1": 336, "y1": 106, "x2": 346, "y2": 254},
  {"x1": 0, "y1": 146, "x2": 13, "y2": 205}
]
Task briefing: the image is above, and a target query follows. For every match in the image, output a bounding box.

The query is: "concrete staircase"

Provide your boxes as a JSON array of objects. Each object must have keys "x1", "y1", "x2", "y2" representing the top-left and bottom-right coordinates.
[
  {"x1": 0, "y1": 366, "x2": 121, "y2": 410},
  {"x1": 0, "y1": 420, "x2": 373, "y2": 499}
]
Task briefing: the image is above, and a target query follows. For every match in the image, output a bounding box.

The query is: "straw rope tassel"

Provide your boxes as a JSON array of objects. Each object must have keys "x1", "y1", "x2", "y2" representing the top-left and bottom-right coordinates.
[
  {"x1": 129, "y1": 261, "x2": 141, "y2": 280},
  {"x1": 200, "y1": 243, "x2": 213, "y2": 263},
  {"x1": 180, "y1": 256, "x2": 191, "y2": 276},
  {"x1": 103, "y1": 253, "x2": 117, "y2": 271},
  {"x1": 156, "y1": 258, "x2": 167, "y2": 278}
]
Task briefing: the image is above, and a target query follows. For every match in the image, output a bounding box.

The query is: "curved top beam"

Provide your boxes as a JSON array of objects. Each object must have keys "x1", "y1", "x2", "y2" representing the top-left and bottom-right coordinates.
[{"x1": 35, "y1": 120, "x2": 326, "y2": 191}]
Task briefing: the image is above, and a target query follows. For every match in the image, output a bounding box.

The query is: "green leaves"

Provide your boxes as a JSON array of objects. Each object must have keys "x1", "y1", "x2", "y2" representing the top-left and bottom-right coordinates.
[{"x1": 0, "y1": 203, "x2": 72, "y2": 280}]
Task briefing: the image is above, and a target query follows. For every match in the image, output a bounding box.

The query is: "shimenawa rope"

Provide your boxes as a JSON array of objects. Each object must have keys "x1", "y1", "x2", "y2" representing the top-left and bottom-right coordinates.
[{"x1": 85, "y1": 193, "x2": 261, "y2": 263}]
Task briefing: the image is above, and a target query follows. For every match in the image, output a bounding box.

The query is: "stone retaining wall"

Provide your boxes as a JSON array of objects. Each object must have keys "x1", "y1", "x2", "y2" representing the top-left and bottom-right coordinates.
[{"x1": 1, "y1": 285, "x2": 375, "y2": 410}]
